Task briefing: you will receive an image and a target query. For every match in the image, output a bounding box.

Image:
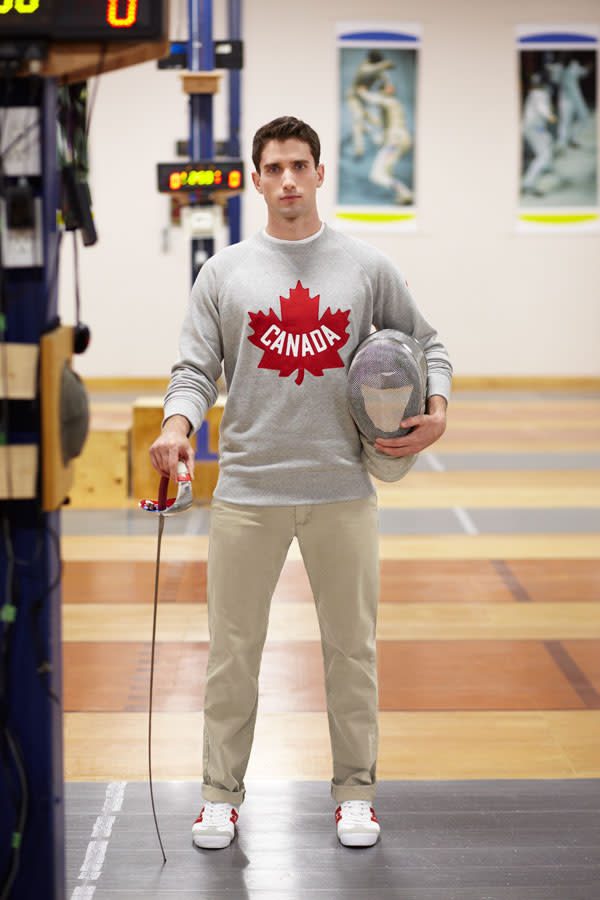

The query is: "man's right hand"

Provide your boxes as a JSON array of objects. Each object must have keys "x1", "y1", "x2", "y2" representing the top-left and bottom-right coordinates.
[{"x1": 149, "y1": 415, "x2": 195, "y2": 484}]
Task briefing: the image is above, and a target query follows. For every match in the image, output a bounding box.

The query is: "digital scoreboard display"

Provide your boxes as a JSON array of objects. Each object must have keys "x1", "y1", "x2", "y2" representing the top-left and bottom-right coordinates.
[
  {"x1": 157, "y1": 161, "x2": 244, "y2": 194},
  {"x1": 0, "y1": 0, "x2": 166, "y2": 40}
]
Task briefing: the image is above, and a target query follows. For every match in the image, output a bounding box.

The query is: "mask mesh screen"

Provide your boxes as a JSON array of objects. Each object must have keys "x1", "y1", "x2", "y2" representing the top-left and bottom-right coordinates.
[{"x1": 347, "y1": 330, "x2": 427, "y2": 442}]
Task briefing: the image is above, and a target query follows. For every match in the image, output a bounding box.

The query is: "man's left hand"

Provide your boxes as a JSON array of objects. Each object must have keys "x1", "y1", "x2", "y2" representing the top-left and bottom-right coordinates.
[{"x1": 374, "y1": 394, "x2": 447, "y2": 457}]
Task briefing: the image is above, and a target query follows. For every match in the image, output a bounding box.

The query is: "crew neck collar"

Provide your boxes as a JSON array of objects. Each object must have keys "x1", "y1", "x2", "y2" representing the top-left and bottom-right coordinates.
[{"x1": 262, "y1": 222, "x2": 325, "y2": 245}]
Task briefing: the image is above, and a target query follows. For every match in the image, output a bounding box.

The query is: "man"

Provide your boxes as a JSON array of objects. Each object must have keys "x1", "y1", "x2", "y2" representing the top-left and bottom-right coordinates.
[
  {"x1": 555, "y1": 57, "x2": 592, "y2": 152},
  {"x1": 150, "y1": 116, "x2": 452, "y2": 850},
  {"x1": 346, "y1": 50, "x2": 395, "y2": 158},
  {"x1": 357, "y1": 82, "x2": 414, "y2": 205},
  {"x1": 521, "y1": 72, "x2": 557, "y2": 197}
]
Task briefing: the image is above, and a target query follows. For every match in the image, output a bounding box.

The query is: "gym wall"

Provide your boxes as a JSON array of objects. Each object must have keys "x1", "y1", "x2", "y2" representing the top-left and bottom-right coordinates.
[{"x1": 58, "y1": 0, "x2": 600, "y2": 379}]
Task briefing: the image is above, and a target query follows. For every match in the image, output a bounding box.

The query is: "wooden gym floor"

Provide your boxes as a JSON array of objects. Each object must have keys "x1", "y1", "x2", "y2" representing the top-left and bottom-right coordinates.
[
  {"x1": 61, "y1": 388, "x2": 600, "y2": 784},
  {"x1": 61, "y1": 387, "x2": 600, "y2": 898}
]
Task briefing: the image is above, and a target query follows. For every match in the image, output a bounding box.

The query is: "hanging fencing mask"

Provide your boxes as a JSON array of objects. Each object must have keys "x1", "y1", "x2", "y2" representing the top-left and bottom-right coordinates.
[{"x1": 347, "y1": 329, "x2": 427, "y2": 482}]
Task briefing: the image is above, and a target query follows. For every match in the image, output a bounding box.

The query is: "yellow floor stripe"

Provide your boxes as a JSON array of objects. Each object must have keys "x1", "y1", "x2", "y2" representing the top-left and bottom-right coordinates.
[
  {"x1": 62, "y1": 601, "x2": 600, "y2": 643},
  {"x1": 431, "y1": 439, "x2": 600, "y2": 452},
  {"x1": 61, "y1": 533, "x2": 600, "y2": 562},
  {"x1": 62, "y1": 534, "x2": 211, "y2": 561},
  {"x1": 448, "y1": 399, "x2": 600, "y2": 410},
  {"x1": 378, "y1": 534, "x2": 600, "y2": 560},
  {"x1": 376, "y1": 471, "x2": 600, "y2": 508},
  {"x1": 445, "y1": 418, "x2": 600, "y2": 430},
  {"x1": 63, "y1": 710, "x2": 600, "y2": 781}
]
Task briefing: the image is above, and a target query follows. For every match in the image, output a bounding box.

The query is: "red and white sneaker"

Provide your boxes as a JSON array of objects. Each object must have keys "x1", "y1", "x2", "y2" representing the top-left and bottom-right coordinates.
[
  {"x1": 192, "y1": 802, "x2": 239, "y2": 849},
  {"x1": 335, "y1": 800, "x2": 380, "y2": 847}
]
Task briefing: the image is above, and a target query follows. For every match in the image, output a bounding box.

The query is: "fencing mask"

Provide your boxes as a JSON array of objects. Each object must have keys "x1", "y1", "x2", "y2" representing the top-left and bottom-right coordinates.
[{"x1": 347, "y1": 329, "x2": 427, "y2": 482}]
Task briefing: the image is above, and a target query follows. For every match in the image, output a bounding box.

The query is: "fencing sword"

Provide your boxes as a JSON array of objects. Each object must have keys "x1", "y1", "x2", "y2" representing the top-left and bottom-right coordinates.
[{"x1": 139, "y1": 460, "x2": 194, "y2": 863}]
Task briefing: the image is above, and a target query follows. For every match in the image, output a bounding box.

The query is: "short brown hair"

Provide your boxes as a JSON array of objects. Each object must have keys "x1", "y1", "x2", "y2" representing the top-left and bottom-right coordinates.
[{"x1": 252, "y1": 116, "x2": 321, "y2": 172}]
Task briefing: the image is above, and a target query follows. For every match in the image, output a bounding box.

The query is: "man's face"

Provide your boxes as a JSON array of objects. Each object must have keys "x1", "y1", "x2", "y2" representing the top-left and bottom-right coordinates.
[{"x1": 252, "y1": 138, "x2": 324, "y2": 224}]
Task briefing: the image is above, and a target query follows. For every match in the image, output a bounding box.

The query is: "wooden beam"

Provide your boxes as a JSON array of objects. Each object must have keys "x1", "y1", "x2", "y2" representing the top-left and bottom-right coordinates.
[
  {"x1": 0, "y1": 344, "x2": 39, "y2": 400},
  {"x1": 40, "y1": 325, "x2": 75, "y2": 511},
  {"x1": 179, "y1": 71, "x2": 223, "y2": 95},
  {"x1": 29, "y1": 37, "x2": 170, "y2": 84},
  {"x1": 83, "y1": 377, "x2": 170, "y2": 394},
  {"x1": 0, "y1": 445, "x2": 37, "y2": 500}
]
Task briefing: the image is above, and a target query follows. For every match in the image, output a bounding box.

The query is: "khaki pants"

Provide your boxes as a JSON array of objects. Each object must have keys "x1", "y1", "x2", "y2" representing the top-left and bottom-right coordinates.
[{"x1": 202, "y1": 495, "x2": 380, "y2": 806}]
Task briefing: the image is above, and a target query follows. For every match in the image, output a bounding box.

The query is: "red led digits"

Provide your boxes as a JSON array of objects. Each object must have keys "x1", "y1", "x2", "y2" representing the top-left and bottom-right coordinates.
[
  {"x1": 228, "y1": 170, "x2": 242, "y2": 189},
  {"x1": 106, "y1": 0, "x2": 138, "y2": 28}
]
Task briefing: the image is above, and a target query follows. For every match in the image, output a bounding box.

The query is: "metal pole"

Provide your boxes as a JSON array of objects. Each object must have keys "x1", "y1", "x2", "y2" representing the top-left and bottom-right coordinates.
[
  {"x1": 227, "y1": 0, "x2": 242, "y2": 244},
  {"x1": 187, "y1": 0, "x2": 215, "y2": 283},
  {"x1": 0, "y1": 75, "x2": 65, "y2": 900}
]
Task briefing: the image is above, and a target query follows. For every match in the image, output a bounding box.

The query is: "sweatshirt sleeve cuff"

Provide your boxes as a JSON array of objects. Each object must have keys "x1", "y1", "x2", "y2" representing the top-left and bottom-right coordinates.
[
  {"x1": 427, "y1": 373, "x2": 452, "y2": 404},
  {"x1": 162, "y1": 398, "x2": 207, "y2": 435}
]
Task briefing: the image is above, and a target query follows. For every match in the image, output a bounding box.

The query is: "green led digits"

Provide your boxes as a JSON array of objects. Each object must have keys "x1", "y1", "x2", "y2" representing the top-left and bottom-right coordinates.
[
  {"x1": 167, "y1": 168, "x2": 242, "y2": 192},
  {"x1": 158, "y1": 161, "x2": 244, "y2": 194},
  {"x1": 0, "y1": 0, "x2": 40, "y2": 12},
  {"x1": 169, "y1": 169, "x2": 222, "y2": 190}
]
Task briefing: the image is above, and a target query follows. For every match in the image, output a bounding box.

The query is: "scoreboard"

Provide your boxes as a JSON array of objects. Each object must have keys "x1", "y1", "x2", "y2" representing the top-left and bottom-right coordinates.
[{"x1": 0, "y1": 0, "x2": 166, "y2": 40}]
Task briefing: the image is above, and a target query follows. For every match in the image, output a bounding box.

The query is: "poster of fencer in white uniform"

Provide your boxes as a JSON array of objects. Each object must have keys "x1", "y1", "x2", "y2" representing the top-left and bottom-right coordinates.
[
  {"x1": 517, "y1": 26, "x2": 598, "y2": 232},
  {"x1": 336, "y1": 24, "x2": 420, "y2": 231}
]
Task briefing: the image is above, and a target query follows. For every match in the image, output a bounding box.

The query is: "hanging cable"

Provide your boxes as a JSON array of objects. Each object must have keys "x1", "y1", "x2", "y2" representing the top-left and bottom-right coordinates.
[
  {"x1": 0, "y1": 514, "x2": 29, "y2": 900},
  {"x1": 140, "y1": 464, "x2": 194, "y2": 864},
  {"x1": 85, "y1": 43, "x2": 108, "y2": 139},
  {"x1": 0, "y1": 726, "x2": 28, "y2": 900},
  {"x1": 148, "y1": 512, "x2": 167, "y2": 864}
]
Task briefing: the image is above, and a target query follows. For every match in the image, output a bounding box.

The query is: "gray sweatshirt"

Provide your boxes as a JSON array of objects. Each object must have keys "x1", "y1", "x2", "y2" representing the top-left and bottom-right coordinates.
[{"x1": 163, "y1": 224, "x2": 452, "y2": 505}]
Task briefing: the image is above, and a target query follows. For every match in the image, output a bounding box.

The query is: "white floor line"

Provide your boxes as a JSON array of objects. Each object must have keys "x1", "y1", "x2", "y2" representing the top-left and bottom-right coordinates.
[
  {"x1": 453, "y1": 506, "x2": 479, "y2": 535},
  {"x1": 425, "y1": 451, "x2": 446, "y2": 472},
  {"x1": 184, "y1": 507, "x2": 203, "y2": 537},
  {"x1": 71, "y1": 888, "x2": 97, "y2": 900},
  {"x1": 70, "y1": 782, "x2": 127, "y2": 899}
]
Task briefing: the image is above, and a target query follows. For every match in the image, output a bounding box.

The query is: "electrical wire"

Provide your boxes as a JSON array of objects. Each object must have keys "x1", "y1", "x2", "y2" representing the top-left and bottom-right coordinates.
[
  {"x1": 149, "y1": 514, "x2": 167, "y2": 864},
  {"x1": 0, "y1": 67, "x2": 42, "y2": 168},
  {"x1": 28, "y1": 514, "x2": 62, "y2": 708},
  {"x1": 0, "y1": 514, "x2": 29, "y2": 900},
  {"x1": 0, "y1": 726, "x2": 28, "y2": 900},
  {"x1": 0, "y1": 115, "x2": 40, "y2": 169},
  {"x1": 85, "y1": 43, "x2": 108, "y2": 139},
  {"x1": 72, "y1": 228, "x2": 81, "y2": 325}
]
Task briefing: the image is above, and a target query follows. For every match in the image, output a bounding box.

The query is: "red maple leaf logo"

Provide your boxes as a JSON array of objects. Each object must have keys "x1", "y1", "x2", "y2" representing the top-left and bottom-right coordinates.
[{"x1": 248, "y1": 281, "x2": 350, "y2": 385}]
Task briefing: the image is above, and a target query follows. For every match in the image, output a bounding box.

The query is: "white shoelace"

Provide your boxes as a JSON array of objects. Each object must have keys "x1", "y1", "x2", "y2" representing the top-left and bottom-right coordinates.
[
  {"x1": 200, "y1": 802, "x2": 235, "y2": 827},
  {"x1": 340, "y1": 800, "x2": 374, "y2": 824}
]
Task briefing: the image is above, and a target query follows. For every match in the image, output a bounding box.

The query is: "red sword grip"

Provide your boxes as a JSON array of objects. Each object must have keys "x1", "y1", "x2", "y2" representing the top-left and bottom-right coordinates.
[{"x1": 157, "y1": 475, "x2": 169, "y2": 512}]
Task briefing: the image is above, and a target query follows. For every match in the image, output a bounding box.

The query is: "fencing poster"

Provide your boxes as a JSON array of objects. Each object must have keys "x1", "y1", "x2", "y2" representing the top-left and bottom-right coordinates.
[
  {"x1": 336, "y1": 23, "x2": 421, "y2": 231},
  {"x1": 517, "y1": 25, "x2": 598, "y2": 233}
]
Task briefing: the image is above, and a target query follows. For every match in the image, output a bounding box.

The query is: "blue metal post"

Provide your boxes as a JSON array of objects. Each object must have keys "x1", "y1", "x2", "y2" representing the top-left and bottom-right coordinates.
[
  {"x1": 0, "y1": 76, "x2": 65, "y2": 900},
  {"x1": 227, "y1": 0, "x2": 242, "y2": 244},
  {"x1": 187, "y1": 0, "x2": 215, "y2": 283}
]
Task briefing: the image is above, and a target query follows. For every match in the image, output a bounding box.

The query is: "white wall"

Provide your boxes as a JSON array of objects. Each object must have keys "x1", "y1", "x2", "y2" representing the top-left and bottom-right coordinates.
[{"x1": 60, "y1": 0, "x2": 600, "y2": 378}]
